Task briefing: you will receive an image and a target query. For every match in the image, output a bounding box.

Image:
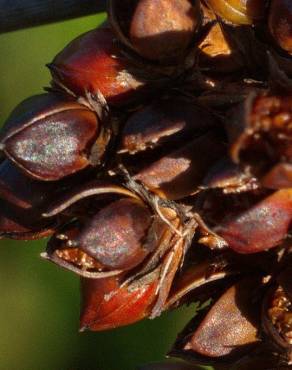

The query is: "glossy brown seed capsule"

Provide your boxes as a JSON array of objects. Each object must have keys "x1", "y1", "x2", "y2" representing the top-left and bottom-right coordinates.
[
  {"x1": 269, "y1": 0, "x2": 292, "y2": 55},
  {"x1": 204, "y1": 0, "x2": 266, "y2": 25},
  {"x1": 120, "y1": 97, "x2": 218, "y2": 154},
  {"x1": 171, "y1": 278, "x2": 261, "y2": 364},
  {"x1": 0, "y1": 93, "x2": 107, "y2": 181},
  {"x1": 134, "y1": 131, "x2": 226, "y2": 200},
  {"x1": 109, "y1": 0, "x2": 201, "y2": 62},
  {"x1": 42, "y1": 181, "x2": 172, "y2": 279},
  {"x1": 45, "y1": 197, "x2": 157, "y2": 276},
  {"x1": 216, "y1": 189, "x2": 292, "y2": 254},
  {"x1": 80, "y1": 271, "x2": 158, "y2": 331},
  {"x1": 49, "y1": 28, "x2": 147, "y2": 106},
  {"x1": 42, "y1": 179, "x2": 198, "y2": 317}
]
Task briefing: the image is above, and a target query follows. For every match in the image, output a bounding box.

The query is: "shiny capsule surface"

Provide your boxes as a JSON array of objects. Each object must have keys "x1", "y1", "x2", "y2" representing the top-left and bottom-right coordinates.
[
  {"x1": 0, "y1": 94, "x2": 101, "y2": 181},
  {"x1": 50, "y1": 28, "x2": 146, "y2": 105}
]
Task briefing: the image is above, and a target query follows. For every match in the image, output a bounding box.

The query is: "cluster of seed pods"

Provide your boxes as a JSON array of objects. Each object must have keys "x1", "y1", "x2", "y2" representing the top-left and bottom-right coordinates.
[{"x1": 1, "y1": 0, "x2": 292, "y2": 369}]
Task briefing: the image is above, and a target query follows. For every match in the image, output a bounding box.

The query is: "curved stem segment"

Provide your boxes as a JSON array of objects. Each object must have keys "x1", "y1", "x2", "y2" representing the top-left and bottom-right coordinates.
[{"x1": 0, "y1": 0, "x2": 107, "y2": 34}]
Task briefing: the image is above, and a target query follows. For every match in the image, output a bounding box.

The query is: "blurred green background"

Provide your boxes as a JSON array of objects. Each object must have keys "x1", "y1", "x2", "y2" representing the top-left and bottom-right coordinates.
[{"x1": 0, "y1": 13, "x2": 210, "y2": 370}]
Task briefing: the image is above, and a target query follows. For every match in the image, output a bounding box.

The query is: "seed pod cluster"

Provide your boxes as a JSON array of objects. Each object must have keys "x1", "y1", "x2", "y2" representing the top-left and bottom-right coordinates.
[{"x1": 1, "y1": 0, "x2": 292, "y2": 369}]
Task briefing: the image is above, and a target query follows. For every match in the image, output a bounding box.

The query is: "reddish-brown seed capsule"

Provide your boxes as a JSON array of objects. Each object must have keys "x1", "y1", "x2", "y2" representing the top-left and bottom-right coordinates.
[
  {"x1": 0, "y1": 94, "x2": 106, "y2": 181},
  {"x1": 269, "y1": 0, "x2": 292, "y2": 55},
  {"x1": 120, "y1": 97, "x2": 218, "y2": 154},
  {"x1": 216, "y1": 189, "x2": 292, "y2": 254},
  {"x1": 80, "y1": 272, "x2": 158, "y2": 331},
  {"x1": 45, "y1": 196, "x2": 159, "y2": 276},
  {"x1": 74, "y1": 198, "x2": 153, "y2": 270},
  {"x1": 134, "y1": 131, "x2": 225, "y2": 200},
  {"x1": 109, "y1": 0, "x2": 201, "y2": 62},
  {"x1": 172, "y1": 279, "x2": 261, "y2": 363},
  {"x1": 49, "y1": 28, "x2": 146, "y2": 106}
]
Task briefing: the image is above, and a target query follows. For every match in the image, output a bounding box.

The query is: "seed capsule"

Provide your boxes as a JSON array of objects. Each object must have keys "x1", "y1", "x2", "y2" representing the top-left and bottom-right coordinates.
[
  {"x1": 204, "y1": 0, "x2": 266, "y2": 25},
  {"x1": 269, "y1": 0, "x2": 292, "y2": 55},
  {"x1": 42, "y1": 181, "x2": 173, "y2": 278},
  {"x1": 0, "y1": 94, "x2": 107, "y2": 181},
  {"x1": 171, "y1": 279, "x2": 261, "y2": 363},
  {"x1": 109, "y1": 0, "x2": 201, "y2": 62},
  {"x1": 46, "y1": 197, "x2": 156, "y2": 276},
  {"x1": 80, "y1": 272, "x2": 158, "y2": 331},
  {"x1": 134, "y1": 131, "x2": 225, "y2": 200},
  {"x1": 120, "y1": 97, "x2": 218, "y2": 154},
  {"x1": 49, "y1": 28, "x2": 147, "y2": 106},
  {"x1": 216, "y1": 189, "x2": 292, "y2": 254},
  {"x1": 72, "y1": 198, "x2": 153, "y2": 270}
]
